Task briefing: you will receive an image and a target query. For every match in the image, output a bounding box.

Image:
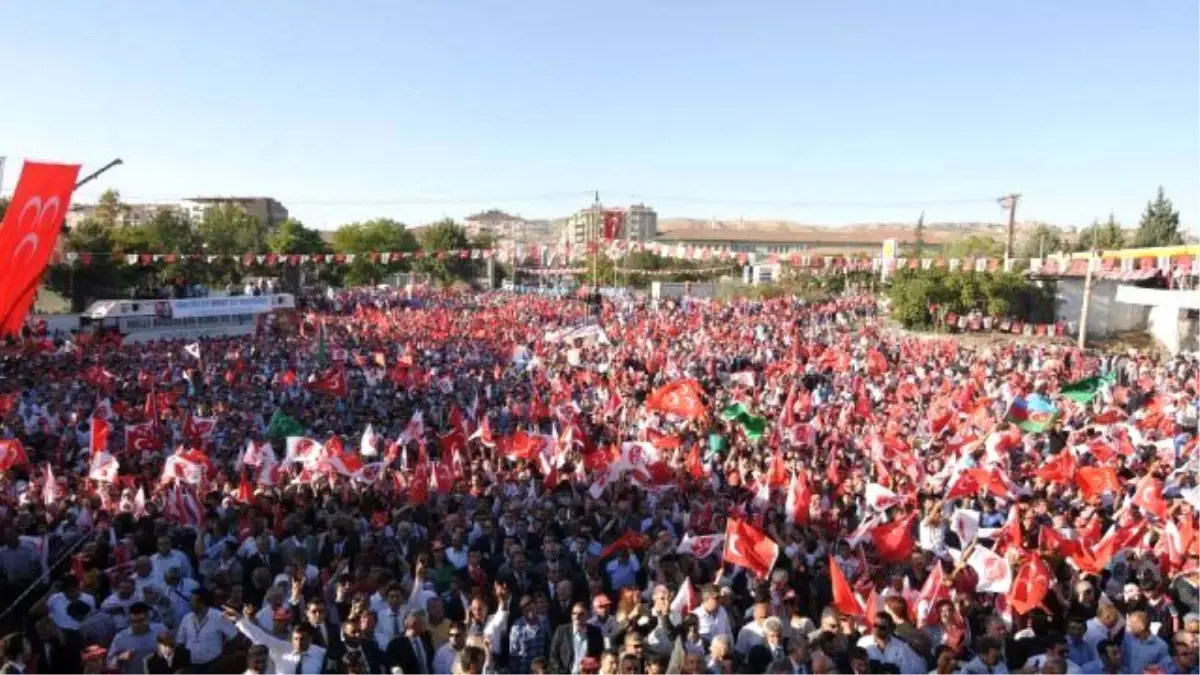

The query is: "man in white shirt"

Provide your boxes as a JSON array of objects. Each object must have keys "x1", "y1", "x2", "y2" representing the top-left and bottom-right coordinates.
[
  {"x1": 42, "y1": 578, "x2": 95, "y2": 630},
  {"x1": 374, "y1": 573, "x2": 429, "y2": 652},
  {"x1": 175, "y1": 590, "x2": 236, "y2": 671},
  {"x1": 130, "y1": 557, "x2": 164, "y2": 595},
  {"x1": 228, "y1": 607, "x2": 327, "y2": 675},
  {"x1": 856, "y1": 613, "x2": 928, "y2": 674},
  {"x1": 151, "y1": 537, "x2": 193, "y2": 580},
  {"x1": 691, "y1": 585, "x2": 732, "y2": 646}
]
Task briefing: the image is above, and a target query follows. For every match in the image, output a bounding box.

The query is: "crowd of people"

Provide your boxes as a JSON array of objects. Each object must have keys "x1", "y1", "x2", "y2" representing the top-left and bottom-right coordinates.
[{"x1": 0, "y1": 286, "x2": 1196, "y2": 675}]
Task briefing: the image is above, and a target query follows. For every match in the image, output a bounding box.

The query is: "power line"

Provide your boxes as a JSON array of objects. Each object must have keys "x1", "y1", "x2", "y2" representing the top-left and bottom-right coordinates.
[{"x1": 51, "y1": 190, "x2": 1006, "y2": 210}]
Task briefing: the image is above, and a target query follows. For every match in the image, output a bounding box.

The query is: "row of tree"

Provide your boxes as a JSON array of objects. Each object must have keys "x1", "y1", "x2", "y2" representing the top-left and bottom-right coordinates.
[
  {"x1": 912, "y1": 187, "x2": 1186, "y2": 259},
  {"x1": 887, "y1": 267, "x2": 1056, "y2": 329},
  {"x1": 0, "y1": 190, "x2": 494, "y2": 311}
]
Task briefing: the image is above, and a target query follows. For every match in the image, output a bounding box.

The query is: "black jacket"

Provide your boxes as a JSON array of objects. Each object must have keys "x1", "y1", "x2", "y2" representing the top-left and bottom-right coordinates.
[
  {"x1": 143, "y1": 646, "x2": 192, "y2": 674},
  {"x1": 387, "y1": 632, "x2": 435, "y2": 675},
  {"x1": 548, "y1": 623, "x2": 604, "y2": 675}
]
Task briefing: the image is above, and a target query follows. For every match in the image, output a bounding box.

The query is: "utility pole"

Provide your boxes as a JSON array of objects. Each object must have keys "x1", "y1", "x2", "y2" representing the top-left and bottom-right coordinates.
[
  {"x1": 1000, "y1": 193, "x2": 1021, "y2": 263},
  {"x1": 591, "y1": 191, "x2": 600, "y2": 289},
  {"x1": 1077, "y1": 226, "x2": 1098, "y2": 349}
]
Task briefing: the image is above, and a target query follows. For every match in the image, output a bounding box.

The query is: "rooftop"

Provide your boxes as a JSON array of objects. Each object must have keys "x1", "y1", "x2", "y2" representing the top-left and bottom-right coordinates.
[
  {"x1": 655, "y1": 225, "x2": 963, "y2": 245},
  {"x1": 465, "y1": 209, "x2": 523, "y2": 223}
]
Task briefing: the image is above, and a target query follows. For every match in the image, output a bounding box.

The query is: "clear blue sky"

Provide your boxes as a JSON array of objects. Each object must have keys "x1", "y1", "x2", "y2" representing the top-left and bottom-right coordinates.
[{"x1": 3, "y1": 0, "x2": 1197, "y2": 233}]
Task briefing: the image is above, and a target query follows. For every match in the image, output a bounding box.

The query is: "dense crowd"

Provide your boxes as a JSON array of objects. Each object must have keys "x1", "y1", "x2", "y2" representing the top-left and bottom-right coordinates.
[{"x1": 0, "y1": 288, "x2": 1196, "y2": 675}]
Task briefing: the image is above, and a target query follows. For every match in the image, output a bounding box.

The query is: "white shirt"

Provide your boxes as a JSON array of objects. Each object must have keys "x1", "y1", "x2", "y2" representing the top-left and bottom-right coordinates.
[
  {"x1": 433, "y1": 641, "x2": 459, "y2": 674},
  {"x1": 46, "y1": 591, "x2": 95, "y2": 630},
  {"x1": 374, "y1": 605, "x2": 410, "y2": 650},
  {"x1": 176, "y1": 608, "x2": 236, "y2": 664},
  {"x1": 691, "y1": 605, "x2": 732, "y2": 643},
  {"x1": 132, "y1": 572, "x2": 165, "y2": 595},
  {"x1": 234, "y1": 618, "x2": 326, "y2": 675},
  {"x1": 151, "y1": 550, "x2": 194, "y2": 580},
  {"x1": 857, "y1": 636, "x2": 927, "y2": 674},
  {"x1": 734, "y1": 621, "x2": 765, "y2": 655}
]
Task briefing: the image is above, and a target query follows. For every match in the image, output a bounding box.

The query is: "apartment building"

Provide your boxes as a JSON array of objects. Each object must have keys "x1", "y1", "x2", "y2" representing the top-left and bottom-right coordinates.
[
  {"x1": 563, "y1": 203, "x2": 658, "y2": 247},
  {"x1": 180, "y1": 196, "x2": 289, "y2": 228}
]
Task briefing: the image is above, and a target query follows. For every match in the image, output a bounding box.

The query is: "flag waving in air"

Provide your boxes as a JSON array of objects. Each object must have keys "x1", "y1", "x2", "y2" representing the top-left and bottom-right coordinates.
[
  {"x1": 722, "y1": 518, "x2": 779, "y2": 579},
  {"x1": 646, "y1": 380, "x2": 707, "y2": 420},
  {"x1": 1005, "y1": 395, "x2": 1059, "y2": 433}
]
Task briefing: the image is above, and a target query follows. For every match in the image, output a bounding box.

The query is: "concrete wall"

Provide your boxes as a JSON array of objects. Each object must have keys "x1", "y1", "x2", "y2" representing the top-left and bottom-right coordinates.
[
  {"x1": 34, "y1": 314, "x2": 81, "y2": 335},
  {"x1": 1056, "y1": 278, "x2": 1149, "y2": 338}
]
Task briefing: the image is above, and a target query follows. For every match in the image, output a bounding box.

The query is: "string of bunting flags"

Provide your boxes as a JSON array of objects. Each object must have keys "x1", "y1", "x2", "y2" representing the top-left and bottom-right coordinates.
[
  {"x1": 52, "y1": 242, "x2": 1197, "y2": 278},
  {"x1": 56, "y1": 249, "x2": 498, "y2": 267}
]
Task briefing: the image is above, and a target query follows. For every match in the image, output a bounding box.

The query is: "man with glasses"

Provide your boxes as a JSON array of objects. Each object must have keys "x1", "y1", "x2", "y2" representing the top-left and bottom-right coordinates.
[
  {"x1": 433, "y1": 621, "x2": 467, "y2": 674},
  {"x1": 550, "y1": 601, "x2": 604, "y2": 674},
  {"x1": 856, "y1": 612, "x2": 926, "y2": 675}
]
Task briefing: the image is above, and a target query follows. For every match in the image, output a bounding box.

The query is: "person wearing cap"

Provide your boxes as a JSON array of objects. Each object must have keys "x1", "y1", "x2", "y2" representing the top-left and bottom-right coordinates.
[{"x1": 550, "y1": 601, "x2": 604, "y2": 674}]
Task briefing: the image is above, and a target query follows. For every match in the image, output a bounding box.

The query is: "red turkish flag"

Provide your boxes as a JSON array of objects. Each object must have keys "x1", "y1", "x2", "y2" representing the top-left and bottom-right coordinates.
[
  {"x1": 1132, "y1": 475, "x2": 1168, "y2": 520},
  {"x1": 722, "y1": 518, "x2": 780, "y2": 579},
  {"x1": 1075, "y1": 466, "x2": 1121, "y2": 499},
  {"x1": 89, "y1": 415, "x2": 111, "y2": 456},
  {"x1": 828, "y1": 555, "x2": 865, "y2": 617},
  {"x1": 0, "y1": 439, "x2": 29, "y2": 470},
  {"x1": 870, "y1": 512, "x2": 917, "y2": 564},
  {"x1": 599, "y1": 531, "x2": 650, "y2": 559},
  {"x1": 602, "y1": 210, "x2": 624, "y2": 240},
  {"x1": 0, "y1": 162, "x2": 81, "y2": 336},
  {"x1": 1034, "y1": 450, "x2": 1076, "y2": 484},
  {"x1": 306, "y1": 364, "x2": 348, "y2": 398},
  {"x1": 1008, "y1": 553, "x2": 1052, "y2": 616},
  {"x1": 646, "y1": 380, "x2": 707, "y2": 420}
]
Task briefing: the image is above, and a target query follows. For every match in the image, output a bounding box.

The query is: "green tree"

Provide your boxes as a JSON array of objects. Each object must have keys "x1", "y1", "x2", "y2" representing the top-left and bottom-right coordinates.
[
  {"x1": 197, "y1": 203, "x2": 267, "y2": 255},
  {"x1": 1074, "y1": 215, "x2": 1125, "y2": 251},
  {"x1": 416, "y1": 219, "x2": 472, "y2": 282},
  {"x1": 943, "y1": 234, "x2": 1003, "y2": 259},
  {"x1": 1016, "y1": 222, "x2": 1066, "y2": 258},
  {"x1": 92, "y1": 189, "x2": 127, "y2": 228},
  {"x1": 144, "y1": 208, "x2": 198, "y2": 254},
  {"x1": 0, "y1": 196, "x2": 8, "y2": 222},
  {"x1": 267, "y1": 219, "x2": 329, "y2": 255},
  {"x1": 1134, "y1": 186, "x2": 1183, "y2": 247},
  {"x1": 331, "y1": 218, "x2": 420, "y2": 286}
]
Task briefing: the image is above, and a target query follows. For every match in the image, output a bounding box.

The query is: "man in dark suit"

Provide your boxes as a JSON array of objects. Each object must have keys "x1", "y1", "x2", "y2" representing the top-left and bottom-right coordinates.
[
  {"x1": 297, "y1": 598, "x2": 343, "y2": 663},
  {"x1": 143, "y1": 633, "x2": 192, "y2": 674},
  {"x1": 549, "y1": 602, "x2": 605, "y2": 675},
  {"x1": 318, "y1": 526, "x2": 359, "y2": 570},
  {"x1": 387, "y1": 614, "x2": 434, "y2": 674},
  {"x1": 31, "y1": 616, "x2": 83, "y2": 675}
]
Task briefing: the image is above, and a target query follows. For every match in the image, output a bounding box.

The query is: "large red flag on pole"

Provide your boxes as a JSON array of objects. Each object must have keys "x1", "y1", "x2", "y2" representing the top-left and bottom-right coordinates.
[{"x1": 0, "y1": 162, "x2": 82, "y2": 336}]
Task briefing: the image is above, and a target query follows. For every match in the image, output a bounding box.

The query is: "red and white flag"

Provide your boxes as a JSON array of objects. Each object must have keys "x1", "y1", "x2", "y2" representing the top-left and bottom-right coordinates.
[
  {"x1": 89, "y1": 452, "x2": 120, "y2": 483},
  {"x1": 864, "y1": 483, "x2": 903, "y2": 512},
  {"x1": 676, "y1": 533, "x2": 724, "y2": 558},
  {"x1": 785, "y1": 472, "x2": 812, "y2": 527},
  {"x1": 306, "y1": 364, "x2": 349, "y2": 398},
  {"x1": 398, "y1": 410, "x2": 425, "y2": 446},
  {"x1": 669, "y1": 576, "x2": 700, "y2": 623},
  {"x1": 967, "y1": 545, "x2": 1013, "y2": 594},
  {"x1": 723, "y1": 517, "x2": 779, "y2": 579},
  {"x1": 0, "y1": 439, "x2": 29, "y2": 471},
  {"x1": 41, "y1": 464, "x2": 60, "y2": 507},
  {"x1": 1008, "y1": 553, "x2": 1052, "y2": 616}
]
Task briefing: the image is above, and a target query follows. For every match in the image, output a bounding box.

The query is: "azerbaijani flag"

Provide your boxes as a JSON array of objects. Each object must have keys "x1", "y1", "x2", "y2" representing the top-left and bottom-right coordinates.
[{"x1": 1006, "y1": 394, "x2": 1059, "y2": 433}]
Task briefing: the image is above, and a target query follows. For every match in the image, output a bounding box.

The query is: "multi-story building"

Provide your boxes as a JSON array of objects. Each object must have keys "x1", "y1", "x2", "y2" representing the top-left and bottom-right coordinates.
[
  {"x1": 464, "y1": 209, "x2": 524, "y2": 241},
  {"x1": 563, "y1": 203, "x2": 658, "y2": 247},
  {"x1": 65, "y1": 202, "x2": 184, "y2": 229},
  {"x1": 180, "y1": 196, "x2": 289, "y2": 228}
]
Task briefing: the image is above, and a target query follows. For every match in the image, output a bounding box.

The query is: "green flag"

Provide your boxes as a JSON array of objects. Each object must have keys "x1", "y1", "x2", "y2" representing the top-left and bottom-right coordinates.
[
  {"x1": 315, "y1": 321, "x2": 328, "y2": 367},
  {"x1": 1060, "y1": 373, "x2": 1116, "y2": 404},
  {"x1": 738, "y1": 413, "x2": 767, "y2": 440},
  {"x1": 720, "y1": 403, "x2": 748, "y2": 421},
  {"x1": 268, "y1": 410, "x2": 304, "y2": 438}
]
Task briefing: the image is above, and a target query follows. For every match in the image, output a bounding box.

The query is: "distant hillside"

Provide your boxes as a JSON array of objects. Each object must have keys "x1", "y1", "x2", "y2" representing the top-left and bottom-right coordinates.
[{"x1": 656, "y1": 218, "x2": 1025, "y2": 243}]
